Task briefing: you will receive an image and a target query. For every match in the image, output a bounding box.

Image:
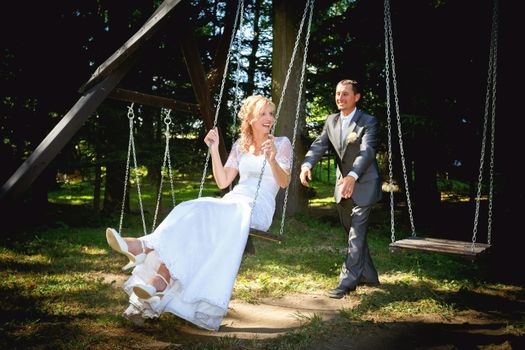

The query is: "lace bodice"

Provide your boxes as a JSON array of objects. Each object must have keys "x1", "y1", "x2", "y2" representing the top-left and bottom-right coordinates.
[{"x1": 223, "y1": 136, "x2": 292, "y2": 230}]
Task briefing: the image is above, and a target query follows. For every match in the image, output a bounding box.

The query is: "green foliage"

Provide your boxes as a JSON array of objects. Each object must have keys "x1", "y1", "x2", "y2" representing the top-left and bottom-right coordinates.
[
  {"x1": 437, "y1": 176, "x2": 470, "y2": 194},
  {"x1": 310, "y1": 157, "x2": 338, "y2": 184}
]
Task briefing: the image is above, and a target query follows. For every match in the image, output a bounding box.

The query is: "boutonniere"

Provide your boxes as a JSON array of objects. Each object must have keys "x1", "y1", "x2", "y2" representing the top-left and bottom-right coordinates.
[{"x1": 346, "y1": 132, "x2": 358, "y2": 144}]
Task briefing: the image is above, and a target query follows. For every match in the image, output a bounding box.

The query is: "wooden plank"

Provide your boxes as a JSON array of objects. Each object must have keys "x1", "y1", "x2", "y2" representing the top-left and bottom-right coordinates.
[
  {"x1": 249, "y1": 228, "x2": 283, "y2": 243},
  {"x1": 79, "y1": 0, "x2": 183, "y2": 93},
  {"x1": 180, "y1": 28, "x2": 213, "y2": 129},
  {"x1": 108, "y1": 88, "x2": 199, "y2": 113},
  {"x1": 390, "y1": 238, "x2": 490, "y2": 255},
  {"x1": 0, "y1": 58, "x2": 135, "y2": 202},
  {"x1": 389, "y1": 237, "x2": 491, "y2": 257}
]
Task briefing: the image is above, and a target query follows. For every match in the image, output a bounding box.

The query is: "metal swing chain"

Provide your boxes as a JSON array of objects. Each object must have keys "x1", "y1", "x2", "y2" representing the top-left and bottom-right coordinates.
[
  {"x1": 130, "y1": 110, "x2": 148, "y2": 237},
  {"x1": 388, "y1": 7, "x2": 416, "y2": 238},
  {"x1": 199, "y1": 0, "x2": 245, "y2": 198},
  {"x1": 384, "y1": 0, "x2": 396, "y2": 243},
  {"x1": 151, "y1": 109, "x2": 176, "y2": 232},
  {"x1": 228, "y1": 0, "x2": 246, "y2": 192},
  {"x1": 384, "y1": 0, "x2": 417, "y2": 240},
  {"x1": 472, "y1": 0, "x2": 498, "y2": 247},
  {"x1": 231, "y1": 0, "x2": 246, "y2": 150},
  {"x1": 165, "y1": 115, "x2": 177, "y2": 210},
  {"x1": 118, "y1": 104, "x2": 135, "y2": 234},
  {"x1": 487, "y1": 2, "x2": 498, "y2": 245},
  {"x1": 249, "y1": 0, "x2": 314, "y2": 229},
  {"x1": 119, "y1": 104, "x2": 148, "y2": 237},
  {"x1": 278, "y1": 0, "x2": 315, "y2": 237}
]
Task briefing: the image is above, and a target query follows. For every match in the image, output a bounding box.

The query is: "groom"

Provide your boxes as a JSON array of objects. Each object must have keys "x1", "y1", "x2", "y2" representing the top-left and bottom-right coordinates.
[{"x1": 300, "y1": 79, "x2": 382, "y2": 298}]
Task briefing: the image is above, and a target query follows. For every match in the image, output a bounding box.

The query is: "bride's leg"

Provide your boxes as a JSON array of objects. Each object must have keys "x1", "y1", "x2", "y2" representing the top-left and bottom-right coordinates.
[
  {"x1": 123, "y1": 238, "x2": 153, "y2": 256},
  {"x1": 149, "y1": 263, "x2": 170, "y2": 292},
  {"x1": 105, "y1": 228, "x2": 149, "y2": 270},
  {"x1": 132, "y1": 263, "x2": 170, "y2": 299}
]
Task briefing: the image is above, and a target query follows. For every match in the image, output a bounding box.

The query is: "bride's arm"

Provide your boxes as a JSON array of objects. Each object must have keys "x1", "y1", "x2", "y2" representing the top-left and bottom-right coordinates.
[
  {"x1": 268, "y1": 158, "x2": 290, "y2": 189},
  {"x1": 262, "y1": 135, "x2": 291, "y2": 189},
  {"x1": 205, "y1": 128, "x2": 238, "y2": 189}
]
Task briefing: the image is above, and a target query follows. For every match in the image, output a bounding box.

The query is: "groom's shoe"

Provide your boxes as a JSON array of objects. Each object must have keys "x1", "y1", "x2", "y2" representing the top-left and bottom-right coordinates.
[{"x1": 327, "y1": 285, "x2": 356, "y2": 299}]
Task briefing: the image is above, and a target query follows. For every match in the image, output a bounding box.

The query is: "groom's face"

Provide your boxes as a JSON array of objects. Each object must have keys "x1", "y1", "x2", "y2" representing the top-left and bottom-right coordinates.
[{"x1": 335, "y1": 83, "x2": 360, "y2": 114}]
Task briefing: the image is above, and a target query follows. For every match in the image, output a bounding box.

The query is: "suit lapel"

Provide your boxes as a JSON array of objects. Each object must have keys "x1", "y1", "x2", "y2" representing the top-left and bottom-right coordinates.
[{"x1": 331, "y1": 114, "x2": 342, "y2": 156}]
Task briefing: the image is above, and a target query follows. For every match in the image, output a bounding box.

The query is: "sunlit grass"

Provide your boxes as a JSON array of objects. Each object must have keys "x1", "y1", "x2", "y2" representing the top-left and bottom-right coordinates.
[
  {"x1": 49, "y1": 195, "x2": 94, "y2": 205},
  {"x1": 307, "y1": 195, "x2": 335, "y2": 207},
  {"x1": 48, "y1": 174, "x2": 220, "y2": 209}
]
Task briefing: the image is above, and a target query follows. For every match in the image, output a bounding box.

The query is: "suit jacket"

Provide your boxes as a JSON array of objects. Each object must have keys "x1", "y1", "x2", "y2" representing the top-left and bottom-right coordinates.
[{"x1": 303, "y1": 109, "x2": 382, "y2": 206}]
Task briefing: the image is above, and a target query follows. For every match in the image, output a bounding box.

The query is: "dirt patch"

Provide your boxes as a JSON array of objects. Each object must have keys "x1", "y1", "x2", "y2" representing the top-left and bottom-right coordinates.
[
  {"x1": 123, "y1": 290, "x2": 522, "y2": 349},
  {"x1": 97, "y1": 272, "x2": 129, "y2": 286},
  {"x1": 106, "y1": 271, "x2": 524, "y2": 348},
  {"x1": 179, "y1": 293, "x2": 357, "y2": 339}
]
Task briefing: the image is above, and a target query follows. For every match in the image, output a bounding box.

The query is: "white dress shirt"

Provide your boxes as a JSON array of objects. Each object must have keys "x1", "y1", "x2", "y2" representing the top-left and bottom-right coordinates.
[{"x1": 302, "y1": 109, "x2": 359, "y2": 180}]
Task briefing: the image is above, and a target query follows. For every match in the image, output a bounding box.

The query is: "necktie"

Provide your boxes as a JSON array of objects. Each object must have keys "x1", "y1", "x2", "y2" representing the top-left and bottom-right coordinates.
[{"x1": 340, "y1": 117, "x2": 349, "y2": 153}]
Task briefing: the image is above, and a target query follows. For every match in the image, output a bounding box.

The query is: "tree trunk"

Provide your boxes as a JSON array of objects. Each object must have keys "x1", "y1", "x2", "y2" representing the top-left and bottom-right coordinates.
[
  {"x1": 272, "y1": 0, "x2": 310, "y2": 217},
  {"x1": 208, "y1": 0, "x2": 239, "y2": 94},
  {"x1": 103, "y1": 161, "x2": 128, "y2": 215},
  {"x1": 93, "y1": 164, "x2": 102, "y2": 214},
  {"x1": 412, "y1": 128, "x2": 440, "y2": 234}
]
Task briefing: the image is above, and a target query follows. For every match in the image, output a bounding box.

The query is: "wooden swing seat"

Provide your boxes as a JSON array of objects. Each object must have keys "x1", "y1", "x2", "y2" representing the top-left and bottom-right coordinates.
[
  {"x1": 389, "y1": 237, "x2": 490, "y2": 258},
  {"x1": 249, "y1": 228, "x2": 283, "y2": 242}
]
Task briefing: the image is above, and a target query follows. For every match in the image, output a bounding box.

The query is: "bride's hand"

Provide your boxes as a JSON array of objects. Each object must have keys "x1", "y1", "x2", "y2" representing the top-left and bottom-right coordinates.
[
  {"x1": 261, "y1": 135, "x2": 277, "y2": 161},
  {"x1": 204, "y1": 127, "x2": 219, "y2": 150}
]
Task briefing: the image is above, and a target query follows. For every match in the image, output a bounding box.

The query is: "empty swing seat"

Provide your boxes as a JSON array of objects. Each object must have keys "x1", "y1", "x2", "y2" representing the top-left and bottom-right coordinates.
[{"x1": 389, "y1": 237, "x2": 491, "y2": 258}]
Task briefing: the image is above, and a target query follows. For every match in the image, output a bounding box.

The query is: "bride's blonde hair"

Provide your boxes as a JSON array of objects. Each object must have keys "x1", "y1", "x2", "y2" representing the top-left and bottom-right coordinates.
[{"x1": 238, "y1": 95, "x2": 275, "y2": 153}]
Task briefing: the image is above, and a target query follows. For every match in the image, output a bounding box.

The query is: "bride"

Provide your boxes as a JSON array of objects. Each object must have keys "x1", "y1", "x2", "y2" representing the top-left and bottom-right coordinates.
[{"x1": 105, "y1": 95, "x2": 292, "y2": 330}]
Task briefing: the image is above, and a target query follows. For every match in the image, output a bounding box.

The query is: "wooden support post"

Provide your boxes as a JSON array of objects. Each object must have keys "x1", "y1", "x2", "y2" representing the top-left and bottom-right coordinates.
[
  {"x1": 1, "y1": 0, "x2": 184, "y2": 203},
  {"x1": 180, "y1": 26, "x2": 228, "y2": 161},
  {"x1": 0, "y1": 60, "x2": 134, "y2": 202}
]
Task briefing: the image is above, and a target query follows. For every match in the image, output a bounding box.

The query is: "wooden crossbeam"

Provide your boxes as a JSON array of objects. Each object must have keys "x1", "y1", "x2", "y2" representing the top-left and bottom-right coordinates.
[
  {"x1": 108, "y1": 88, "x2": 199, "y2": 114},
  {"x1": 389, "y1": 237, "x2": 491, "y2": 258},
  {"x1": 79, "y1": 0, "x2": 182, "y2": 93},
  {"x1": 249, "y1": 228, "x2": 283, "y2": 243}
]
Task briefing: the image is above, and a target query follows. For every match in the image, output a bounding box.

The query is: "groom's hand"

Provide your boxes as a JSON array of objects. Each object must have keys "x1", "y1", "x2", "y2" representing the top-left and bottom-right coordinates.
[
  {"x1": 337, "y1": 175, "x2": 356, "y2": 199},
  {"x1": 300, "y1": 166, "x2": 312, "y2": 187}
]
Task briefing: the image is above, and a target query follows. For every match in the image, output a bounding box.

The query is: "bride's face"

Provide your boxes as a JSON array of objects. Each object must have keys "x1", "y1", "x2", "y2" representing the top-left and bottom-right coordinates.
[{"x1": 250, "y1": 103, "x2": 275, "y2": 135}]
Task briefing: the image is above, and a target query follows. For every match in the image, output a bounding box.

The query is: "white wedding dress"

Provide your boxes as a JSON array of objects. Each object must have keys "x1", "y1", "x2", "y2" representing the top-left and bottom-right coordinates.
[{"x1": 122, "y1": 137, "x2": 292, "y2": 331}]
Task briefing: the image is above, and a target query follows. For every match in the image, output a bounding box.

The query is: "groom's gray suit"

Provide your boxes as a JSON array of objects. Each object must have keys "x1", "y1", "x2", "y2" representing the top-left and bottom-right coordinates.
[{"x1": 303, "y1": 109, "x2": 381, "y2": 289}]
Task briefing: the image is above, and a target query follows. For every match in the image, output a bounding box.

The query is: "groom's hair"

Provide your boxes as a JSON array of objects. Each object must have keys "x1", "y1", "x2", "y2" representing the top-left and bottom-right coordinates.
[{"x1": 337, "y1": 79, "x2": 362, "y2": 95}]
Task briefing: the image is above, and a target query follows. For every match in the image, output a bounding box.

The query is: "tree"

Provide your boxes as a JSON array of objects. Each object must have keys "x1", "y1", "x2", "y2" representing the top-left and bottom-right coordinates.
[{"x1": 272, "y1": 0, "x2": 312, "y2": 216}]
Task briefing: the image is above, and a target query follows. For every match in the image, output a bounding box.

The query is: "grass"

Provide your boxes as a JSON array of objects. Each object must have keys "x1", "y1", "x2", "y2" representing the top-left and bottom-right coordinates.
[
  {"x1": 49, "y1": 173, "x2": 220, "y2": 207},
  {"x1": 1, "y1": 177, "x2": 524, "y2": 349}
]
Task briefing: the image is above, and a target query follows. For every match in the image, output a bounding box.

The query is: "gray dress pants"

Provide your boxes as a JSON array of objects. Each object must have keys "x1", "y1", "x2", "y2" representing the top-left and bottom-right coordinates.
[{"x1": 336, "y1": 198, "x2": 379, "y2": 289}]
